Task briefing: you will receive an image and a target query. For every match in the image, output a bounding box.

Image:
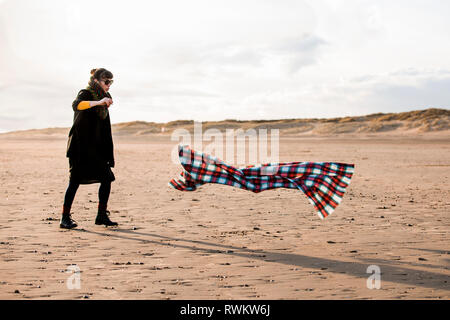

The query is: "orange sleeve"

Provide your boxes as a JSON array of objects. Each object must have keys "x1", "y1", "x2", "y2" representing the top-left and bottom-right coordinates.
[{"x1": 77, "y1": 101, "x2": 91, "y2": 110}]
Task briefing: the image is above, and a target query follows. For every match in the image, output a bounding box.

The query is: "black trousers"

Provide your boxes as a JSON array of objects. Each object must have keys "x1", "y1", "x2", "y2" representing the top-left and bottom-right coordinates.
[{"x1": 63, "y1": 180, "x2": 111, "y2": 209}]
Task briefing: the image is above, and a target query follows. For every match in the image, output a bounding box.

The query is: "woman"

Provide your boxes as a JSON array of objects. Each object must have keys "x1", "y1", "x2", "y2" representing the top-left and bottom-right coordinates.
[{"x1": 61, "y1": 68, "x2": 118, "y2": 229}]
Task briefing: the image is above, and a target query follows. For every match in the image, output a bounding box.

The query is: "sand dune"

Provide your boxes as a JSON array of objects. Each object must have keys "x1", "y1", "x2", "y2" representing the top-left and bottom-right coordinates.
[
  {"x1": 109, "y1": 108, "x2": 450, "y2": 136},
  {"x1": 1, "y1": 108, "x2": 449, "y2": 139}
]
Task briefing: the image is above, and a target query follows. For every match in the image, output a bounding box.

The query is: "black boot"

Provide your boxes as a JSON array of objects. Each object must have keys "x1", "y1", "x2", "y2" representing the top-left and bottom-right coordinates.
[
  {"x1": 95, "y1": 210, "x2": 118, "y2": 226},
  {"x1": 60, "y1": 213, "x2": 78, "y2": 229}
]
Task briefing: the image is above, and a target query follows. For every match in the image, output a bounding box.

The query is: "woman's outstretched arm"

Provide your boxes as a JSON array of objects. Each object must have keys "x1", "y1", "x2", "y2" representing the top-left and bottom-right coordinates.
[
  {"x1": 72, "y1": 89, "x2": 113, "y2": 111},
  {"x1": 77, "y1": 99, "x2": 113, "y2": 110}
]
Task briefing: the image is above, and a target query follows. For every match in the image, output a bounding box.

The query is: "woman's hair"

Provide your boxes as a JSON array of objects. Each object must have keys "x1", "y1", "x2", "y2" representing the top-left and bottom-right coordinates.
[{"x1": 90, "y1": 68, "x2": 113, "y2": 81}]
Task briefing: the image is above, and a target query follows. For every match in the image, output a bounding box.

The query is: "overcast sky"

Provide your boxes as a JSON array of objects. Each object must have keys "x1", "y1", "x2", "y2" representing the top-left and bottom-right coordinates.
[{"x1": 0, "y1": 0, "x2": 449, "y2": 132}]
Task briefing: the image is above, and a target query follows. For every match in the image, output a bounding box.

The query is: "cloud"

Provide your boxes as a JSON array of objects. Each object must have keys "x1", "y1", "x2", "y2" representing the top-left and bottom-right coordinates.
[
  {"x1": 0, "y1": 115, "x2": 34, "y2": 133},
  {"x1": 368, "y1": 76, "x2": 450, "y2": 111},
  {"x1": 274, "y1": 34, "x2": 327, "y2": 53},
  {"x1": 139, "y1": 33, "x2": 327, "y2": 76},
  {"x1": 201, "y1": 46, "x2": 264, "y2": 68},
  {"x1": 223, "y1": 69, "x2": 450, "y2": 120},
  {"x1": 270, "y1": 34, "x2": 328, "y2": 74}
]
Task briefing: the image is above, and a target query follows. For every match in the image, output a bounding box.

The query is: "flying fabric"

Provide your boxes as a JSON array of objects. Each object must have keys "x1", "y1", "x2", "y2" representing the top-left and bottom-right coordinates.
[{"x1": 169, "y1": 145, "x2": 354, "y2": 219}]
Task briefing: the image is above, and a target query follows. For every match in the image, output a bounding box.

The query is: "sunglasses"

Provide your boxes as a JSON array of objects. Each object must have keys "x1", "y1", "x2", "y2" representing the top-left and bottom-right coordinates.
[{"x1": 102, "y1": 79, "x2": 114, "y2": 85}]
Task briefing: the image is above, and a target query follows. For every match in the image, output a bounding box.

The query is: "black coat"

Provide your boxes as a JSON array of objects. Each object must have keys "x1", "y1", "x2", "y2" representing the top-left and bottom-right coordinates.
[{"x1": 66, "y1": 89, "x2": 115, "y2": 184}]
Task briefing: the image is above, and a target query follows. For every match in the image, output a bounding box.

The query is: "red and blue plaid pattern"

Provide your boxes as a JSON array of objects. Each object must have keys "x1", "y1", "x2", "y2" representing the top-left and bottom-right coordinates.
[{"x1": 169, "y1": 145, "x2": 355, "y2": 219}]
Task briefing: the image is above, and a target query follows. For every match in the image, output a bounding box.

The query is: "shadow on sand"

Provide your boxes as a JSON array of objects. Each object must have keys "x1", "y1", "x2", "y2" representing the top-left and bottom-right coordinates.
[{"x1": 73, "y1": 228, "x2": 449, "y2": 292}]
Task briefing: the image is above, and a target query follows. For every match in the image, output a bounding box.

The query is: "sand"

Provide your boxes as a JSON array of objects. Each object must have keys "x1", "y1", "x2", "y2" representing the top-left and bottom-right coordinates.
[{"x1": 0, "y1": 133, "x2": 449, "y2": 299}]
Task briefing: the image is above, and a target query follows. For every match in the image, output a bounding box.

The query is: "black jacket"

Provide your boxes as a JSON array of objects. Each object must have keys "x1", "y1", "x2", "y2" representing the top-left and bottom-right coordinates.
[{"x1": 66, "y1": 89, "x2": 115, "y2": 184}]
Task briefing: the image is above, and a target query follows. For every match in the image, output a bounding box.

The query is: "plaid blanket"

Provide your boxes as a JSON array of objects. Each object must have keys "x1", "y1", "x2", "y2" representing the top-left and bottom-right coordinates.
[{"x1": 169, "y1": 145, "x2": 355, "y2": 219}]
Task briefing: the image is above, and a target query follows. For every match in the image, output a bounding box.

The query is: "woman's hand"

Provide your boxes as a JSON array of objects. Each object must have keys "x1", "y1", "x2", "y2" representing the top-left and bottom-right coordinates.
[
  {"x1": 98, "y1": 97, "x2": 113, "y2": 107},
  {"x1": 106, "y1": 98, "x2": 113, "y2": 108}
]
